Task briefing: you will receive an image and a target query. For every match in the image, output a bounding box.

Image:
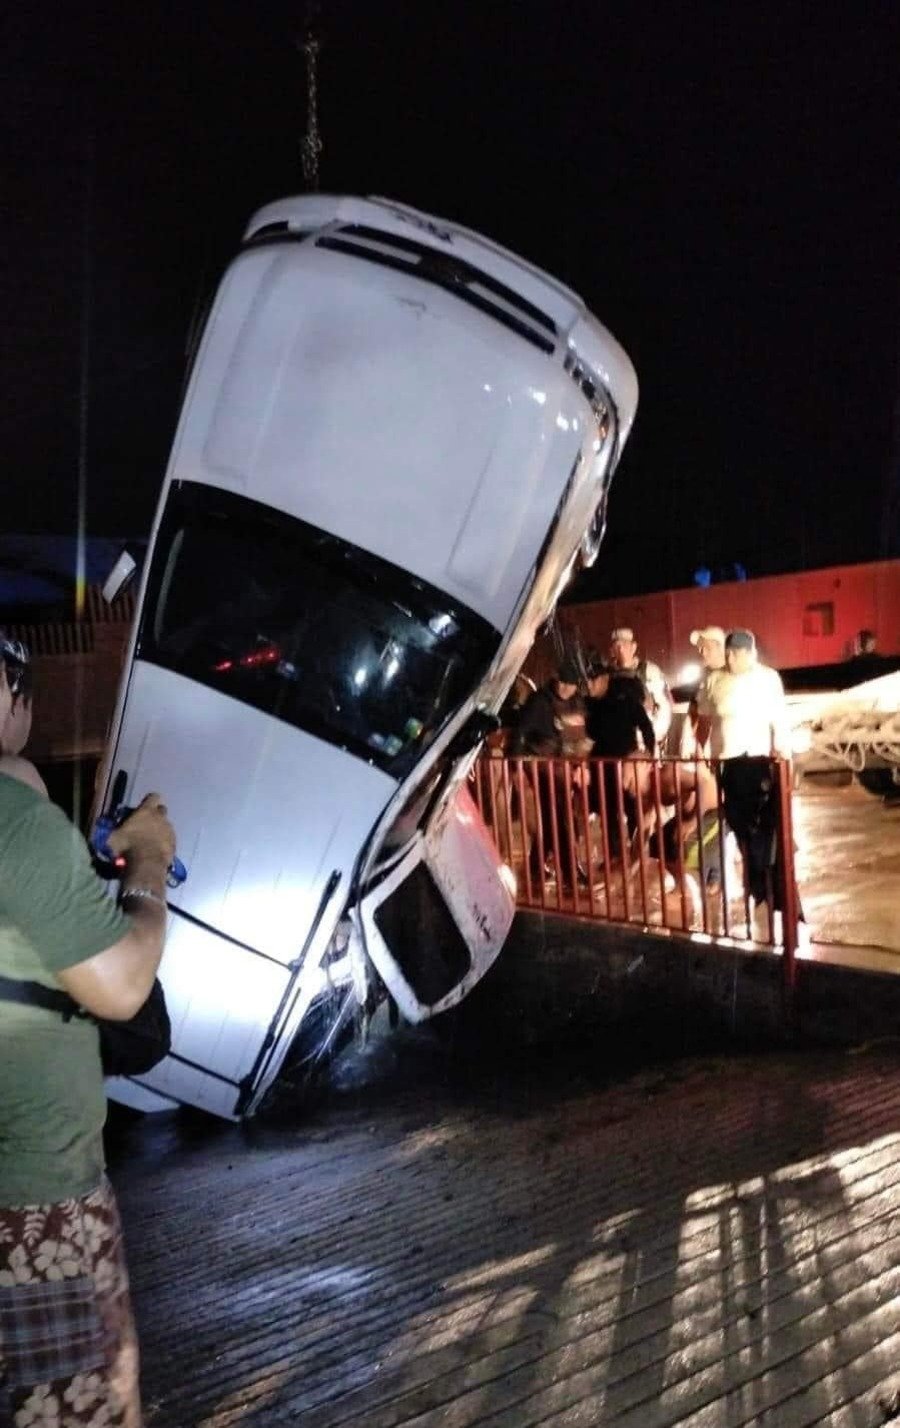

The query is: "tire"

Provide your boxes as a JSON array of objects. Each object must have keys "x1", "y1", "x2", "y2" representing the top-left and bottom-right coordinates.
[
  {"x1": 253, "y1": 986, "x2": 358, "y2": 1122},
  {"x1": 855, "y1": 767, "x2": 897, "y2": 799}
]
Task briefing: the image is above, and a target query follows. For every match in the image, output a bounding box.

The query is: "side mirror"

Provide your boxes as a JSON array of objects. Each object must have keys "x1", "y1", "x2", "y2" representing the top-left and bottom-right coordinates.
[
  {"x1": 102, "y1": 550, "x2": 138, "y2": 604},
  {"x1": 468, "y1": 708, "x2": 501, "y2": 741},
  {"x1": 451, "y1": 707, "x2": 501, "y2": 757}
]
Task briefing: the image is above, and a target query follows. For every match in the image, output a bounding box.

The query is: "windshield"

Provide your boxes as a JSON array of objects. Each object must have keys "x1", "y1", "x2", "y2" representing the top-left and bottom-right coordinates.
[{"x1": 139, "y1": 483, "x2": 499, "y2": 776}]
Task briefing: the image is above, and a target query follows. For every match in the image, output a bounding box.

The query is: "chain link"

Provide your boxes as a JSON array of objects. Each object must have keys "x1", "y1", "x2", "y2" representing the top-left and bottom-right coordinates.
[{"x1": 300, "y1": 31, "x2": 322, "y2": 190}]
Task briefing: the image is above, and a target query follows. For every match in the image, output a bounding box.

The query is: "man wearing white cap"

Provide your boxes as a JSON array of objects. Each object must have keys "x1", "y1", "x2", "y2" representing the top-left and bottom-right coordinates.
[
  {"x1": 679, "y1": 625, "x2": 726, "y2": 759},
  {"x1": 608, "y1": 627, "x2": 672, "y2": 744},
  {"x1": 691, "y1": 625, "x2": 726, "y2": 668}
]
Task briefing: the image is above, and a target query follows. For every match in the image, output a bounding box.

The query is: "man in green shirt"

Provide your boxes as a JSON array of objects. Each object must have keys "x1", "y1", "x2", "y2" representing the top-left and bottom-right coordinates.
[
  {"x1": 0, "y1": 644, "x2": 176, "y2": 1428},
  {"x1": 0, "y1": 637, "x2": 47, "y2": 797}
]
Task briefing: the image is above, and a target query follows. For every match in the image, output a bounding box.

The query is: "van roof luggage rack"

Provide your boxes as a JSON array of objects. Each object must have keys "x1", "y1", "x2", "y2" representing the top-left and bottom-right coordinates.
[{"x1": 315, "y1": 223, "x2": 558, "y2": 355}]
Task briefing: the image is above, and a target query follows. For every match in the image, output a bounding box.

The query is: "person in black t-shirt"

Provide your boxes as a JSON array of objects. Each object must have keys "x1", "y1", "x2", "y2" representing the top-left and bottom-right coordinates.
[
  {"x1": 584, "y1": 660, "x2": 656, "y2": 758},
  {"x1": 510, "y1": 659, "x2": 590, "y2": 891},
  {"x1": 583, "y1": 658, "x2": 655, "y2": 856}
]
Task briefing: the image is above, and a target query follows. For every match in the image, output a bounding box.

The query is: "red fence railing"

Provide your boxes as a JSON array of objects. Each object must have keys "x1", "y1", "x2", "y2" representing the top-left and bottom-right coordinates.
[{"x1": 472, "y1": 754, "x2": 800, "y2": 995}]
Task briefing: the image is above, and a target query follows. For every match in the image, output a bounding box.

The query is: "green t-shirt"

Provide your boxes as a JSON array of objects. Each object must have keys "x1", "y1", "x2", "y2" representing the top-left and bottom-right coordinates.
[{"x1": 0, "y1": 774, "x2": 130, "y2": 1206}]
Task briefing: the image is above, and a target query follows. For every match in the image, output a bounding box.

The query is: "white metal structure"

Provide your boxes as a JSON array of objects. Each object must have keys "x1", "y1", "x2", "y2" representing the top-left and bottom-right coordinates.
[
  {"x1": 803, "y1": 672, "x2": 900, "y2": 782},
  {"x1": 97, "y1": 194, "x2": 638, "y2": 1119}
]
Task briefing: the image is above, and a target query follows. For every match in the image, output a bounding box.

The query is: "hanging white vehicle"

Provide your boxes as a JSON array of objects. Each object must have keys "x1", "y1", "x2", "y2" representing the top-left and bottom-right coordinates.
[{"x1": 96, "y1": 193, "x2": 638, "y2": 1119}]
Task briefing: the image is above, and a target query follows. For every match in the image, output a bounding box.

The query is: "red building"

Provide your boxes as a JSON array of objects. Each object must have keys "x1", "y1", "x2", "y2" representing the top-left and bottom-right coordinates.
[{"x1": 530, "y1": 559, "x2": 900, "y2": 684}]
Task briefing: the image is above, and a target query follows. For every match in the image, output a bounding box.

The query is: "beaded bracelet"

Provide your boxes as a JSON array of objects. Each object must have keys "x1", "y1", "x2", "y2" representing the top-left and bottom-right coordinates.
[{"x1": 120, "y1": 886, "x2": 168, "y2": 911}]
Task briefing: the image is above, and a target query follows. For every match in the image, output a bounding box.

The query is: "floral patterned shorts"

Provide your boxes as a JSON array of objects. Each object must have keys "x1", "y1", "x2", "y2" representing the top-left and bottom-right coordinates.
[{"x1": 0, "y1": 1178, "x2": 141, "y2": 1427}]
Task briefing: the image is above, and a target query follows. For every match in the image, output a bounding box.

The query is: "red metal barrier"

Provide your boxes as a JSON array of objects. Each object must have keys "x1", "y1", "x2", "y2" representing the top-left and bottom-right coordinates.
[
  {"x1": 775, "y1": 759, "x2": 800, "y2": 996},
  {"x1": 473, "y1": 753, "x2": 802, "y2": 995}
]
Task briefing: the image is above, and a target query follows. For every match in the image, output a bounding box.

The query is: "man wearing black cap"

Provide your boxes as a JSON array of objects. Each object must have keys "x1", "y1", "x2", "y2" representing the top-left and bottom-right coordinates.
[
  {"x1": 702, "y1": 629, "x2": 790, "y2": 763},
  {"x1": 512, "y1": 657, "x2": 588, "y2": 760},
  {"x1": 511, "y1": 658, "x2": 590, "y2": 891},
  {"x1": 703, "y1": 629, "x2": 801, "y2": 935}
]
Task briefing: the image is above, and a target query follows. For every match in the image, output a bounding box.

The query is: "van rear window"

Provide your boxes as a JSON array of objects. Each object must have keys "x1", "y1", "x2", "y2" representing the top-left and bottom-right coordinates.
[{"x1": 138, "y1": 483, "x2": 499, "y2": 776}]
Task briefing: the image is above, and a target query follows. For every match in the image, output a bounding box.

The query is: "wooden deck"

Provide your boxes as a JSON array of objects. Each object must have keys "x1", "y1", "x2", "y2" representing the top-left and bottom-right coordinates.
[{"x1": 112, "y1": 1041, "x2": 900, "y2": 1427}]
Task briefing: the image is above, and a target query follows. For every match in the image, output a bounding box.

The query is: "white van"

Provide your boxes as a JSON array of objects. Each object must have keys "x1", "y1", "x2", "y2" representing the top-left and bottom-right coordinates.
[{"x1": 97, "y1": 194, "x2": 637, "y2": 1119}]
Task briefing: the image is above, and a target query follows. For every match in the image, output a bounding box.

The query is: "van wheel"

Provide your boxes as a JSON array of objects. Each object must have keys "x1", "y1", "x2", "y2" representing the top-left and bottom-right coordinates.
[{"x1": 253, "y1": 987, "x2": 357, "y2": 1122}]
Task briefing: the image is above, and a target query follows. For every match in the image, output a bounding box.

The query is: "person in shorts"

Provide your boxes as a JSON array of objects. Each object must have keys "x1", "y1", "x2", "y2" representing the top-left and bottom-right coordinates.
[{"x1": 0, "y1": 634, "x2": 177, "y2": 1427}]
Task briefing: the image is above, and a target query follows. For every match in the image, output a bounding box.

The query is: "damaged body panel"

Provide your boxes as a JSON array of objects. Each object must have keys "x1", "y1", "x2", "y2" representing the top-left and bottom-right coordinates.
[{"x1": 97, "y1": 193, "x2": 638, "y2": 1119}]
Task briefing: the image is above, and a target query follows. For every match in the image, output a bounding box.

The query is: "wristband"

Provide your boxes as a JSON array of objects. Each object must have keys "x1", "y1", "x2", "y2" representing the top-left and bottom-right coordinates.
[{"x1": 120, "y1": 886, "x2": 168, "y2": 911}]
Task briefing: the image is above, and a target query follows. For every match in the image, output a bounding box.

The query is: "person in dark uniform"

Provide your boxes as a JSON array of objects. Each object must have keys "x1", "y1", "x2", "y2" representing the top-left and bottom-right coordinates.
[
  {"x1": 584, "y1": 659, "x2": 656, "y2": 758},
  {"x1": 607, "y1": 626, "x2": 673, "y2": 746},
  {"x1": 845, "y1": 628, "x2": 886, "y2": 684},
  {"x1": 510, "y1": 658, "x2": 590, "y2": 890},
  {"x1": 583, "y1": 658, "x2": 655, "y2": 855}
]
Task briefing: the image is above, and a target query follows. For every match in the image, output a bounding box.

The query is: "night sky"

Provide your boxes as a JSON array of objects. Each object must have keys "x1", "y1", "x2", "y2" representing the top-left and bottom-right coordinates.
[{"x1": 4, "y1": 2, "x2": 899, "y2": 598}]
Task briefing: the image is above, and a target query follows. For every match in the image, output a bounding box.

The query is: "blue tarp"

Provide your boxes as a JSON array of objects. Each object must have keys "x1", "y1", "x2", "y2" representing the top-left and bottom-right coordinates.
[{"x1": 0, "y1": 536, "x2": 146, "y2": 611}]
